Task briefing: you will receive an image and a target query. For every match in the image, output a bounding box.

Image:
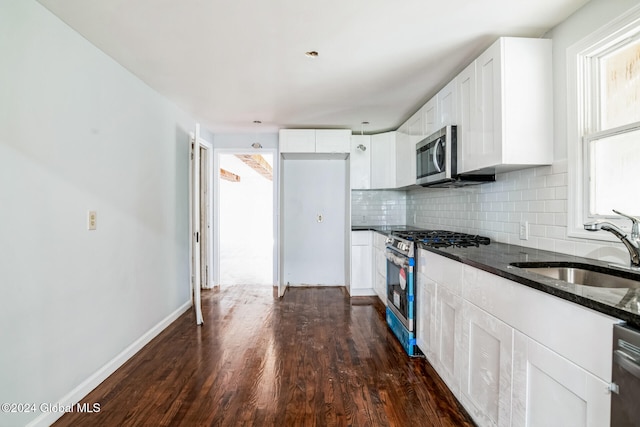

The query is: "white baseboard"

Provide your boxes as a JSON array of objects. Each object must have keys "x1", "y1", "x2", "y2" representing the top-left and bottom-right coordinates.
[
  {"x1": 27, "y1": 301, "x2": 192, "y2": 427},
  {"x1": 349, "y1": 288, "x2": 377, "y2": 297}
]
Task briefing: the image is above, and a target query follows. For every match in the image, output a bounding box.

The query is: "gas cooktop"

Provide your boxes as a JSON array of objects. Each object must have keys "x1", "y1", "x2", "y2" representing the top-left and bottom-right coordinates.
[{"x1": 392, "y1": 229, "x2": 490, "y2": 248}]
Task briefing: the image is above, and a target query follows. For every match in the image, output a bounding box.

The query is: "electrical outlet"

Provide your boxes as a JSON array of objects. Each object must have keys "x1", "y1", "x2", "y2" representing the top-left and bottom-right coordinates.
[
  {"x1": 519, "y1": 221, "x2": 529, "y2": 240},
  {"x1": 88, "y1": 210, "x2": 97, "y2": 230}
]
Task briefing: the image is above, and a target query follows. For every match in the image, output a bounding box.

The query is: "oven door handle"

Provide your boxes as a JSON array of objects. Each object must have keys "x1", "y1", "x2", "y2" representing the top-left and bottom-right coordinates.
[
  {"x1": 614, "y1": 349, "x2": 640, "y2": 379},
  {"x1": 385, "y1": 250, "x2": 408, "y2": 268}
]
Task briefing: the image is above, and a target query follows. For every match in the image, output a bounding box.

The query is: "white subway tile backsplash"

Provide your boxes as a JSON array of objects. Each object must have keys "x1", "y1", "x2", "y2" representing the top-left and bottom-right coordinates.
[
  {"x1": 352, "y1": 162, "x2": 625, "y2": 265},
  {"x1": 404, "y1": 161, "x2": 628, "y2": 263},
  {"x1": 546, "y1": 173, "x2": 567, "y2": 187},
  {"x1": 545, "y1": 199, "x2": 566, "y2": 213},
  {"x1": 351, "y1": 190, "x2": 406, "y2": 226}
]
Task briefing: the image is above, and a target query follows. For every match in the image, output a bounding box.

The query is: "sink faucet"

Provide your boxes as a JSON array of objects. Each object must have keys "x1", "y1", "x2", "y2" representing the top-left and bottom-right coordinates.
[{"x1": 584, "y1": 209, "x2": 640, "y2": 268}]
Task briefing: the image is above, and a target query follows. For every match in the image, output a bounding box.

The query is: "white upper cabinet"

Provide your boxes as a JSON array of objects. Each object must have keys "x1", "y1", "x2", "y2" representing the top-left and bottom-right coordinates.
[
  {"x1": 350, "y1": 135, "x2": 371, "y2": 189},
  {"x1": 279, "y1": 129, "x2": 315, "y2": 153},
  {"x1": 396, "y1": 114, "x2": 419, "y2": 188},
  {"x1": 279, "y1": 129, "x2": 351, "y2": 153},
  {"x1": 423, "y1": 96, "x2": 439, "y2": 137},
  {"x1": 437, "y1": 78, "x2": 457, "y2": 129},
  {"x1": 457, "y1": 61, "x2": 477, "y2": 174},
  {"x1": 457, "y1": 37, "x2": 553, "y2": 174},
  {"x1": 371, "y1": 131, "x2": 397, "y2": 189},
  {"x1": 316, "y1": 129, "x2": 351, "y2": 153}
]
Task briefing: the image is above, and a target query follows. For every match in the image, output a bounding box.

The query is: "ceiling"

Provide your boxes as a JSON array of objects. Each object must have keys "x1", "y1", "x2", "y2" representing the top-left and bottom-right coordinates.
[{"x1": 37, "y1": 0, "x2": 590, "y2": 134}]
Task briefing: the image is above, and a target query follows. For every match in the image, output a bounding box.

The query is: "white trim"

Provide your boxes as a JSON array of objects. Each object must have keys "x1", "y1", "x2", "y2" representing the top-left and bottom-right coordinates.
[
  {"x1": 197, "y1": 135, "x2": 215, "y2": 290},
  {"x1": 26, "y1": 301, "x2": 192, "y2": 427},
  {"x1": 566, "y1": 3, "x2": 640, "y2": 240}
]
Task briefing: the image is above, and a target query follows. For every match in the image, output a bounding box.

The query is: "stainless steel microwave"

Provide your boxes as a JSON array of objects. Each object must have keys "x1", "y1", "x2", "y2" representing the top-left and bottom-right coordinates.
[
  {"x1": 416, "y1": 125, "x2": 495, "y2": 187},
  {"x1": 416, "y1": 126, "x2": 457, "y2": 186}
]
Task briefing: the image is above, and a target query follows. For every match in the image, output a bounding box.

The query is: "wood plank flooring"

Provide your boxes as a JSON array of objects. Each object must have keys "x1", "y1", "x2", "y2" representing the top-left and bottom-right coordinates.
[{"x1": 54, "y1": 286, "x2": 475, "y2": 427}]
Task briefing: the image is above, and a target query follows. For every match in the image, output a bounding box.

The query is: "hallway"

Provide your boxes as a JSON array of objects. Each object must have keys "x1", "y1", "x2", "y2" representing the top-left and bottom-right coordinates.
[{"x1": 55, "y1": 286, "x2": 474, "y2": 426}]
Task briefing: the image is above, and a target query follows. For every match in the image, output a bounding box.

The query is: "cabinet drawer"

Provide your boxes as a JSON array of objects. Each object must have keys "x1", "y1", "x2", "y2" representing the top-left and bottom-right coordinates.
[{"x1": 351, "y1": 230, "x2": 372, "y2": 245}]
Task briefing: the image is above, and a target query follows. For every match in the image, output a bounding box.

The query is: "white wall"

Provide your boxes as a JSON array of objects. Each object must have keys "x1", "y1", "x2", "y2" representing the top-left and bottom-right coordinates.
[
  {"x1": 406, "y1": 0, "x2": 639, "y2": 267},
  {"x1": 0, "y1": 2, "x2": 195, "y2": 425},
  {"x1": 282, "y1": 159, "x2": 347, "y2": 285}
]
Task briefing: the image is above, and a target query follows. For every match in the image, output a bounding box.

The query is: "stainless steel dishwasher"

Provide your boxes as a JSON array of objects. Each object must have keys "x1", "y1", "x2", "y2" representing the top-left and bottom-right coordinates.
[{"x1": 611, "y1": 324, "x2": 640, "y2": 426}]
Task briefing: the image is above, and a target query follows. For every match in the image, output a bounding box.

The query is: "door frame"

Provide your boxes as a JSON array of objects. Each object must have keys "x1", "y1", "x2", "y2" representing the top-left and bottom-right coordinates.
[
  {"x1": 213, "y1": 147, "x2": 279, "y2": 289},
  {"x1": 189, "y1": 124, "x2": 213, "y2": 325}
]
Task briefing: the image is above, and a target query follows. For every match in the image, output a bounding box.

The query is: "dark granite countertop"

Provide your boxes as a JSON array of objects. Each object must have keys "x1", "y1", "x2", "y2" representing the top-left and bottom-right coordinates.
[{"x1": 417, "y1": 241, "x2": 640, "y2": 329}]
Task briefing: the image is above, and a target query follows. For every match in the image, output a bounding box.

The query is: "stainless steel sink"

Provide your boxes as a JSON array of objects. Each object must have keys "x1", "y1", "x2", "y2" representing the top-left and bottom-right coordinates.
[{"x1": 509, "y1": 262, "x2": 640, "y2": 289}]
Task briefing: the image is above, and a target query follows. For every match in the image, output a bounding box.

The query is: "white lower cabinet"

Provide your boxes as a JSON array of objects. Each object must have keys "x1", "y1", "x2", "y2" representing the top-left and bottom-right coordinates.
[
  {"x1": 512, "y1": 331, "x2": 611, "y2": 427},
  {"x1": 415, "y1": 250, "x2": 618, "y2": 427},
  {"x1": 350, "y1": 231, "x2": 374, "y2": 296},
  {"x1": 461, "y1": 301, "x2": 513, "y2": 427},
  {"x1": 416, "y1": 271, "x2": 437, "y2": 361},
  {"x1": 434, "y1": 285, "x2": 463, "y2": 396},
  {"x1": 372, "y1": 232, "x2": 387, "y2": 304}
]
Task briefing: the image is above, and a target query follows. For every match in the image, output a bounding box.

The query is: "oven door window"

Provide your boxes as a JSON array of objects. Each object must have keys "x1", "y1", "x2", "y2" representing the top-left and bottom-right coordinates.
[{"x1": 387, "y1": 257, "x2": 409, "y2": 320}]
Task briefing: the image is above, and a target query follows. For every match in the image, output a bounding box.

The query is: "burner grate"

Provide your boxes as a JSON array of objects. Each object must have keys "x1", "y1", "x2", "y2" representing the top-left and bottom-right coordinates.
[{"x1": 392, "y1": 230, "x2": 490, "y2": 248}]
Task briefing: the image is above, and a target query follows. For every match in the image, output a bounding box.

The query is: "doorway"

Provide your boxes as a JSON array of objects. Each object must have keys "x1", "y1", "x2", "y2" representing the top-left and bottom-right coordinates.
[{"x1": 215, "y1": 150, "x2": 275, "y2": 286}]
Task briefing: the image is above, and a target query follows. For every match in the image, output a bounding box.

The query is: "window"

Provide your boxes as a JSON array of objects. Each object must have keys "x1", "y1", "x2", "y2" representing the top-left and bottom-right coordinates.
[{"x1": 568, "y1": 5, "x2": 640, "y2": 239}]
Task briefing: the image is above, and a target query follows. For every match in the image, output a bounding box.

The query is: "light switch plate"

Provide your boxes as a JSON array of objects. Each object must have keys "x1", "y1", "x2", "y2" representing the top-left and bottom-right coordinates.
[
  {"x1": 519, "y1": 221, "x2": 529, "y2": 240},
  {"x1": 88, "y1": 210, "x2": 97, "y2": 230}
]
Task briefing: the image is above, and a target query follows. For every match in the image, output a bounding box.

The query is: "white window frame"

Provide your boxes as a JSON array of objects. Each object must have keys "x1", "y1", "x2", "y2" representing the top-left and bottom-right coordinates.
[{"x1": 567, "y1": 4, "x2": 640, "y2": 241}]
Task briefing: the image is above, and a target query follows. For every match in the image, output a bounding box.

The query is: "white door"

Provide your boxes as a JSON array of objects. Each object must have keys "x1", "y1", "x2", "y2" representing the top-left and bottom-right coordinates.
[
  {"x1": 281, "y1": 158, "x2": 347, "y2": 286},
  {"x1": 189, "y1": 124, "x2": 205, "y2": 325}
]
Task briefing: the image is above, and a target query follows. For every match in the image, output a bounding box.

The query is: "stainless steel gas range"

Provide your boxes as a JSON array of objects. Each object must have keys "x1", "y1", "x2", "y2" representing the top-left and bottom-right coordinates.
[{"x1": 385, "y1": 229, "x2": 490, "y2": 357}]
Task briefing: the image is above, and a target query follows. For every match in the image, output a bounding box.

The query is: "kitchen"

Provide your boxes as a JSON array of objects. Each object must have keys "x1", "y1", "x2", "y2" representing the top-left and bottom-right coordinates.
[{"x1": 2, "y1": 0, "x2": 640, "y2": 426}]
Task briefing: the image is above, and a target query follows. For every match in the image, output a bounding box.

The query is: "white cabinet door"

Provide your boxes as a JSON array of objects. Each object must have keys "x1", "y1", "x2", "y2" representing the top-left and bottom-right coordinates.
[
  {"x1": 350, "y1": 231, "x2": 374, "y2": 296},
  {"x1": 279, "y1": 129, "x2": 316, "y2": 153},
  {"x1": 350, "y1": 135, "x2": 371, "y2": 189},
  {"x1": 512, "y1": 331, "x2": 611, "y2": 427},
  {"x1": 457, "y1": 61, "x2": 477, "y2": 174},
  {"x1": 434, "y1": 285, "x2": 463, "y2": 397},
  {"x1": 407, "y1": 108, "x2": 424, "y2": 143},
  {"x1": 371, "y1": 131, "x2": 397, "y2": 189},
  {"x1": 280, "y1": 129, "x2": 351, "y2": 153},
  {"x1": 372, "y1": 232, "x2": 388, "y2": 304},
  {"x1": 423, "y1": 97, "x2": 439, "y2": 137},
  {"x1": 461, "y1": 301, "x2": 513, "y2": 427},
  {"x1": 458, "y1": 37, "x2": 552, "y2": 174},
  {"x1": 437, "y1": 79, "x2": 457, "y2": 128},
  {"x1": 316, "y1": 129, "x2": 351, "y2": 153},
  {"x1": 397, "y1": 111, "x2": 421, "y2": 189},
  {"x1": 416, "y1": 271, "x2": 437, "y2": 360},
  {"x1": 474, "y1": 40, "x2": 503, "y2": 172},
  {"x1": 372, "y1": 242, "x2": 387, "y2": 304}
]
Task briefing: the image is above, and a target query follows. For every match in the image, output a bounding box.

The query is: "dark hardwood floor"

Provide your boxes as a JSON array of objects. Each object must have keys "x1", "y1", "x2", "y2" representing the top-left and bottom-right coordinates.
[{"x1": 54, "y1": 286, "x2": 475, "y2": 426}]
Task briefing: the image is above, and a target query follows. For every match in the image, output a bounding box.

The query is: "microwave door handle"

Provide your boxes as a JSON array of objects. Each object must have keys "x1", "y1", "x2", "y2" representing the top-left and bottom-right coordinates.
[{"x1": 432, "y1": 139, "x2": 442, "y2": 172}]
